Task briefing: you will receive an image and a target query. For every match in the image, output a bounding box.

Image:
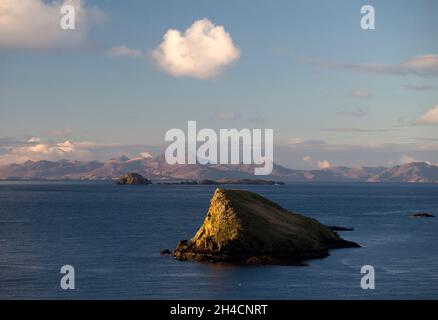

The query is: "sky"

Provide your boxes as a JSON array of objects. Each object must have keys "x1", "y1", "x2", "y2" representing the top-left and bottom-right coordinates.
[{"x1": 0, "y1": 0, "x2": 437, "y2": 169}]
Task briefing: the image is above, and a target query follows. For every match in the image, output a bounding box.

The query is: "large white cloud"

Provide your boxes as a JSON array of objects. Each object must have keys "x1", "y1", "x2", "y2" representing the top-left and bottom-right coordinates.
[
  {"x1": 418, "y1": 105, "x2": 438, "y2": 125},
  {"x1": 0, "y1": 0, "x2": 104, "y2": 50},
  {"x1": 152, "y1": 18, "x2": 240, "y2": 79}
]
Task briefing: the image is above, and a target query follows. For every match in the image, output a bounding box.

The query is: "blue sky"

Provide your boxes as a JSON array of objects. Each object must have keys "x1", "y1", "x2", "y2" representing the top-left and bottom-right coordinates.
[{"x1": 0, "y1": 0, "x2": 437, "y2": 168}]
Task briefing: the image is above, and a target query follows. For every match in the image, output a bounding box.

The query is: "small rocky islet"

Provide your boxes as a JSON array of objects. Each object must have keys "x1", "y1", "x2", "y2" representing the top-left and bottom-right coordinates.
[
  {"x1": 412, "y1": 212, "x2": 435, "y2": 218},
  {"x1": 115, "y1": 173, "x2": 152, "y2": 185},
  {"x1": 115, "y1": 174, "x2": 284, "y2": 186},
  {"x1": 170, "y1": 188, "x2": 360, "y2": 265}
]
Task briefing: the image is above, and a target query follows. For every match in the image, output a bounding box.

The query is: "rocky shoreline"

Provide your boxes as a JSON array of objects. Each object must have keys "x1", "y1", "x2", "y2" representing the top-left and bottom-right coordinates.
[{"x1": 173, "y1": 238, "x2": 359, "y2": 265}]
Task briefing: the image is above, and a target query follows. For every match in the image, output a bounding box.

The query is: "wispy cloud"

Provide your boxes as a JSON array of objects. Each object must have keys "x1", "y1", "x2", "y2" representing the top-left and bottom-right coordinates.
[
  {"x1": 336, "y1": 107, "x2": 367, "y2": 118},
  {"x1": 213, "y1": 111, "x2": 241, "y2": 121},
  {"x1": 273, "y1": 49, "x2": 438, "y2": 77},
  {"x1": 51, "y1": 128, "x2": 74, "y2": 137},
  {"x1": 152, "y1": 18, "x2": 240, "y2": 79},
  {"x1": 323, "y1": 127, "x2": 396, "y2": 133},
  {"x1": 247, "y1": 115, "x2": 267, "y2": 125},
  {"x1": 404, "y1": 84, "x2": 436, "y2": 91},
  {"x1": 348, "y1": 90, "x2": 372, "y2": 98},
  {"x1": 107, "y1": 45, "x2": 145, "y2": 58},
  {"x1": 212, "y1": 112, "x2": 267, "y2": 124},
  {"x1": 399, "y1": 155, "x2": 418, "y2": 164},
  {"x1": 321, "y1": 54, "x2": 438, "y2": 76},
  {"x1": 417, "y1": 105, "x2": 438, "y2": 125},
  {"x1": 287, "y1": 138, "x2": 326, "y2": 146},
  {"x1": 411, "y1": 137, "x2": 438, "y2": 142}
]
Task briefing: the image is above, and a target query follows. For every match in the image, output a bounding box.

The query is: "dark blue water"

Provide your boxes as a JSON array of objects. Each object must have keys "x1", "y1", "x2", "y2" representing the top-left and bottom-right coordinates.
[{"x1": 0, "y1": 182, "x2": 437, "y2": 299}]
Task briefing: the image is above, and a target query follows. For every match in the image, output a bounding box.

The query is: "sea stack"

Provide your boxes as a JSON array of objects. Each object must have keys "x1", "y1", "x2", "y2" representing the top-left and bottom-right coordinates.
[
  {"x1": 173, "y1": 189, "x2": 360, "y2": 265},
  {"x1": 116, "y1": 173, "x2": 152, "y2": 185}
]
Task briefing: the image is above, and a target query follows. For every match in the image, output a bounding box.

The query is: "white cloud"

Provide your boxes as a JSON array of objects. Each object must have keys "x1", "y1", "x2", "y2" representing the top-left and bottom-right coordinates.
[
  {"x1": 317, "y1": 160, "x2": 331, "y2": 169},
  {"x1": 0, "y1": 137, "x2": 164, "y2": 165},
  {"x1": 300, "y1": 155, "x2": 331, "y2": 169},
  {"x1": 402, "y1": 55, "x2": 438, "y2": 74},
  {"x1": 400, "y1": 155, "x2": 416, "y2": 164},
  {"x1": 418, "y1": 105, "x2": 438, "y2": 124},
  {"x1": 56, "y1": 140, "x2": 75, "y2": 153},
  {"x1": 0, "y1": 139, "x2": 91, "y2": 165},
  {"x1": 28, "y1": 137, "x2": 41, "y2": 143},
  {"x1": 0, "y1": 0, "x2": 104, "y2": 50},
  {"x1": 152, "y1": 18, "x2": 240, "y2": 79},
  {"x1": 399, "y1": 155, "x2": 431, "y2": 165},
  {"x1": 107, "y1": 45, "x2": 144, "y2": 58}
]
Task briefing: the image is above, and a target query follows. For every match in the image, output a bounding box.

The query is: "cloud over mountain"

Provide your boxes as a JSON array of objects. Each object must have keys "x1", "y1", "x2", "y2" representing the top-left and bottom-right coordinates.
[
  {"x1": 0, "y1": 137, "x2": 159, "y2": 165},
  {"x1": 0, "y1": 139, "x2": 89, "y2": 165}
]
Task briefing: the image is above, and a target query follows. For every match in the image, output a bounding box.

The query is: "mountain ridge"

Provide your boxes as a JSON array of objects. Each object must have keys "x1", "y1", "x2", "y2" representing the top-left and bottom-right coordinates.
[{"x1": 0, "y1": 156, "x2": 437, "y2": 183}]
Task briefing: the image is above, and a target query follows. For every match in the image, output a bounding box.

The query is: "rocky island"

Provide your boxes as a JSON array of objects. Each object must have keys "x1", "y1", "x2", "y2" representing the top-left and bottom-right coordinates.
[
  {"x1": 173, "y1": 189, "x2": 360, "y2": 265},
  {"x1": 116, "y1": 173, "x2": 152, "y2": 185},
  {"x1": 412, "y1": 212, "x2": 435, "y2": 218}
]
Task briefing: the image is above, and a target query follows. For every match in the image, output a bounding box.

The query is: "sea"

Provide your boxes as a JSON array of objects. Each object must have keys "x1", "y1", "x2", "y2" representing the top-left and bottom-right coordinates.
[{"x1": 0, "y1": 181, "x2": 437, "y2": 299}]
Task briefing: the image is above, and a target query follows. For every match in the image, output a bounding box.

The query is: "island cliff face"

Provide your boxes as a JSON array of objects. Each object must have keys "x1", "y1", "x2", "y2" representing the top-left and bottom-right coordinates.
[{"x1": 174, "y1": 189, "x2": 359, "y2": 265}]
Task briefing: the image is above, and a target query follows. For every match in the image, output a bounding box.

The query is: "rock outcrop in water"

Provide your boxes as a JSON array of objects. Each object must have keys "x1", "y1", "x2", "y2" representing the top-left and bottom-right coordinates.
[
  {"x1": 413, "y1": 212, "x2": 435, "y2": 218},
  {"x1": 173, "y1": 189, "x2": 360, "y2": 265},
  {"x1": 116, "y1": 173, "x2": 152, "y2": 185},
  {"x1": 328, "y1": 226, "x2": 354, "y2": 231}
]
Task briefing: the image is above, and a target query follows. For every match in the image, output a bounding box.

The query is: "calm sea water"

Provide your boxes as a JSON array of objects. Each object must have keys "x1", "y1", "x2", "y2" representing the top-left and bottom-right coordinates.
[{"x1": 0, "y1": 181, "x2": 437, "y2": 299}]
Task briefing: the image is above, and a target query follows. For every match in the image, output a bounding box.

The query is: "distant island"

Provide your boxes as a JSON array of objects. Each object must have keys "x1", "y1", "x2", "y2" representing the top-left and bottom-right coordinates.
[
  {"x1": 116, "y1": 173, "x2": 152, "y2": 185},
  {"x1": 412, "y1": 212, "x2": 435, "y2": 218},
  {"x1": 114, "y1": 173, "x2": 283, "y2": 186},
  {"x1": 170, "y1": 189, "x2": 360, "y2": 265},
  {"x1": 0, "y1": 155, "x2": 437, "y2": 183}
]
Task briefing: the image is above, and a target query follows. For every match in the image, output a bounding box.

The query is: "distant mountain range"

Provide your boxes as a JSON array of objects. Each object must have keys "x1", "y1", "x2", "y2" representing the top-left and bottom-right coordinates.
[{"x1": 0, "y1": 155, "x2": 437, "y2": 183}]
